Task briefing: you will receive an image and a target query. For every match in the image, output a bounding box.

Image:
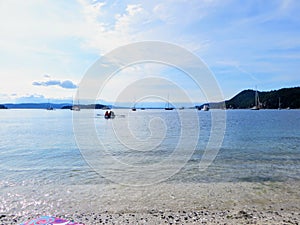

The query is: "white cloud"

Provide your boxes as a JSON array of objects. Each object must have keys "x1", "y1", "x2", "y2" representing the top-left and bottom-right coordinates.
[
  {"x1": 77, "y1": 1, "x2": 155, "y2": 54},
  {"x1": 74, "y1": 0, "x2": 216, "y2": 55},
  {"x1": 32, "y1": 79, "x2": 78, "y2": 89}
]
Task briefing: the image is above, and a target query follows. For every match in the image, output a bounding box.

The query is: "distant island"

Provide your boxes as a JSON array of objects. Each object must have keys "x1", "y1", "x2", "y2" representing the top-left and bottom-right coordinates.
[
  {"x1": 3, "y1": 103, "x2": 72, "y2": 109},
  {"x1": 224, "y1": 87, "x2": 300, "y2": 109},
  {"x1": 1, "y1": 103, "x2": 109, "y2": 110},
  {"x1": 61, "y1": 104, "x2": 108, "y2": 110},
  {"x1": 0, "y1": 104, "x2": 7, "y2": 109}
]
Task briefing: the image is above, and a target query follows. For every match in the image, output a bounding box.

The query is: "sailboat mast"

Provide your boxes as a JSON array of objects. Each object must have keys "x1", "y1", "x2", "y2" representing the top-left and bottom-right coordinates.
[
  {"x1": 77, "y1": 89, "x2": 79, "y2": 106},
  {"x1": 167, "y1": 94, "x2": 170, "y2": 108},
  {"x1": 251, "y1": 86, "x2": 260, "y2": 110},
  {"x1": 255, "y1": 90, "x2": 258, "y2": 107}
]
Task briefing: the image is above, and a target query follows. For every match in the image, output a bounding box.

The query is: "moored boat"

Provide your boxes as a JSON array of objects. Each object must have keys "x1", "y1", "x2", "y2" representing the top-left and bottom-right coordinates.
[
  {"x1": 165, "y1": 95, "x2": 174, "y2": 110},
  {"x1": 251, "y1": 88, "x2": 260, "y2": 110}
]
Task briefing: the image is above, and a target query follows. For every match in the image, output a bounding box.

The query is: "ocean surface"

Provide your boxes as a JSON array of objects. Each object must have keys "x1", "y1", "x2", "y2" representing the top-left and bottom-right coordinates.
[{"x1": 0, "y1": 109, "x2": 300, "y2": 215}]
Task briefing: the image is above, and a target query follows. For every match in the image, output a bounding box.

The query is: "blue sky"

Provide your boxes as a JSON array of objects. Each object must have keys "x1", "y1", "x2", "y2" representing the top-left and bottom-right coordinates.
[{"x1": 0, "y1": 0, "x2": 299, "y2": 104}]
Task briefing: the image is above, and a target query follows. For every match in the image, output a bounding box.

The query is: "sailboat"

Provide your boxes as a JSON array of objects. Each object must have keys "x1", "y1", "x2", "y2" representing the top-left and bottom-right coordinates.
[
  {"x1": 197, "y1": 103, "x2": 210, "y2": 111},
  {"x1": 251, "y1": 88, "x2": 260, "y2": 110},
  {"x1": 165, "y1": 95, "x2": 174, "y2": 110},
  {"x1": 71, "y1": 93, "x2": 80, "y2": 111},
  {"x1": 132, "y1": 98, "x2": 137, "y2": 111},
  {"x1": 202, "y1": 104, "x2": 210, "y2": 111},
  {"x1": 46, "y1": 99, "x2": 54, "y2": 110},
  {"x1": 278, "y1": 97, "x2": 282, "y2": 110}
]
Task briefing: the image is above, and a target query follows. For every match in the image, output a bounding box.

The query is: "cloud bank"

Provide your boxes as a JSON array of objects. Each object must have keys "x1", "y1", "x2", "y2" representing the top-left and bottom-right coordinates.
[{"x1": 32, "y1": 79, "x2": 77, "y2": 89}]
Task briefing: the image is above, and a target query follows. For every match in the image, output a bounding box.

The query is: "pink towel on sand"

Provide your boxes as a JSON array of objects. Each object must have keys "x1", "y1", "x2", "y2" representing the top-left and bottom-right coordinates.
[{"x1": 19, "y1": 216, "x2": 84, "y2": 225}]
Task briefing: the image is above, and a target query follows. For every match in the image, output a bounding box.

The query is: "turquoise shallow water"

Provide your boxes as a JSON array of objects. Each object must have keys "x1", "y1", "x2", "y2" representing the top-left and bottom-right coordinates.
[{"x1": 0, "y1": 109, "x2": 299, "y2": 187}]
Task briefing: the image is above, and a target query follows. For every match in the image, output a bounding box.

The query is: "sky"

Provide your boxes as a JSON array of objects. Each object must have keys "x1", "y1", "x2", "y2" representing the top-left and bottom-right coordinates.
[{"x1": 0, "y1": 0, "x2": 299, "y2": 105}]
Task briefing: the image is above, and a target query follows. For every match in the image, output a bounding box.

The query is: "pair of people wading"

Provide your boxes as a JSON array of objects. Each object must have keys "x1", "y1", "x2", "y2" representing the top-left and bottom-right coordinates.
[{"x1": 104, "y1": 110, "x2": 115, "y2": 119}]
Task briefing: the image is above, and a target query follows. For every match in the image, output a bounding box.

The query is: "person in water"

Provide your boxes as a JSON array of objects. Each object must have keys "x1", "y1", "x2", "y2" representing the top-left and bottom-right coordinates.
[
  {"x1": 104, "y1": 110, "x2": 115, "y2": 119},
  {"x1": 105, "y1": 111, "x2": 109, "y2": 118}
]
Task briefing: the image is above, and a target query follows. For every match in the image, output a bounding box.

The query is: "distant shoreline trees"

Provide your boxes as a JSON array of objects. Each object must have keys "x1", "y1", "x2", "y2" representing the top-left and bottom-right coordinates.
[{"x1": 225, "y1": 87, "x2": 300, "y2": 109}]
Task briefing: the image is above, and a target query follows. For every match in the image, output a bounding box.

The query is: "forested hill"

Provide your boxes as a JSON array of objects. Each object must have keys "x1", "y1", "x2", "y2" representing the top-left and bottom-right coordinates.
[{"x1": 225, "y1": 87, "x2": 300, "y2": 109}]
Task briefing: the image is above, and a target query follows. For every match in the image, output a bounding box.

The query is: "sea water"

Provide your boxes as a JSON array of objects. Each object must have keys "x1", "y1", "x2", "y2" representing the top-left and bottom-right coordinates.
[{"x1": 0, "y1": 109, "x2": 299, "y2": 214}]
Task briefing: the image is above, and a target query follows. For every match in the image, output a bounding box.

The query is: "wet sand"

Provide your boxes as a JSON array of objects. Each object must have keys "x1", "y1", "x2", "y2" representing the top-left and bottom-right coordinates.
[{"x1": 1, "y1": 181, "x2": 299, "y2": 224}]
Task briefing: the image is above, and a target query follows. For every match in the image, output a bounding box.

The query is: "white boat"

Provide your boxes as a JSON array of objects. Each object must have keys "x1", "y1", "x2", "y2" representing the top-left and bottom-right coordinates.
[
  {"x1": 197, "y1": 104, "x2": 210, "y2": 111},
  {"x1": 203, "y1": 104, "x2": 210, "y2": 111},
  {"x1": 251, "y1": 88, "x2": 260, "y2": 110},
  {"x1": 71, "y1": 94, "x2": 80, "y2": 111},
  {"x1": 71, "y1": 105, "x2": 80, "y2": 111}
]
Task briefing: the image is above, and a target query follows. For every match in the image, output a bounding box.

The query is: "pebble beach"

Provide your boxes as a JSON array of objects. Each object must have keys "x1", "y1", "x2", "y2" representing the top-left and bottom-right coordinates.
[
  {"x1": 1, "y1": 181, "x2": 299, "y2": 224},
  {"x1": 2, "y1": 209, "x2": 299, "y2": 225}
]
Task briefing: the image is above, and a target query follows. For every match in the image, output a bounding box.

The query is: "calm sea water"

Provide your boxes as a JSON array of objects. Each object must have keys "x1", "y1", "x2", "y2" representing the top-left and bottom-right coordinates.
[
  {"x1": 0, "y1": 109, "x2": 300, "y2": 216},
  {"x1": 0, "y1": 109, "x2": 299, "y2": 187}
]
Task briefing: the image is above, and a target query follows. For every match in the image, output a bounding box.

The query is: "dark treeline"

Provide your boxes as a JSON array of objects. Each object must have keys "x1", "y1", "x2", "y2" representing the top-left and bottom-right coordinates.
[{"x1": 225, "y1": 87, "x2": 300, "y2": 109}]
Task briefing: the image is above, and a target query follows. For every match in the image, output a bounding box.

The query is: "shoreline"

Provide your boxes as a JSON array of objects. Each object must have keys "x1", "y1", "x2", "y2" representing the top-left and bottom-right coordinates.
[
  {"x1": 3, "y1": 208, "x2": 299, "y2": 224},
  {"x1": 1, "y1": 181, "x2": 299, "y2": 224}
]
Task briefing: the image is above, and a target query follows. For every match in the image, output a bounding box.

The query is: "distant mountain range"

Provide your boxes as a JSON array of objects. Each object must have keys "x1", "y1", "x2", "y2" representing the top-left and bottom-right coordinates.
[
  {"x1": 0, "y1": 103, "x2": 109, "y2": 110},
  {"x1": 0, "y1": 87, "x2": 299, "y2": 110},
  {"x1": 61, "y1": 104, "x2": 108, "y2": 109},
  {"x1": 2, "y1": 103, "x2": 72, "y2": 109}
]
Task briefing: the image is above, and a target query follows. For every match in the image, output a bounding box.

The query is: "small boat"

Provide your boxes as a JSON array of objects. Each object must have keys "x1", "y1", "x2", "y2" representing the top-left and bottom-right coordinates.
[
  {"x1": 202, "y1": 104, "x2": 210, "y2": 111},
  {"x1": 251, "y1": 106, "x2": 259, "y2": 110},
  {"x1": 104, "y1": 110, "x2": 115, "y2": 119},
  {"x1": 197, "y1": 104, "x2": 210, "y2": 111},
  {"x1": 46, "y1": 105, "x2": 54, "y2": 110},
  {"x1": 131, "y1": 107, "x2": 136, "y2": 111},
  {"x1": 71, "y1": 105, "x2": 80, "y2": 111}
]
